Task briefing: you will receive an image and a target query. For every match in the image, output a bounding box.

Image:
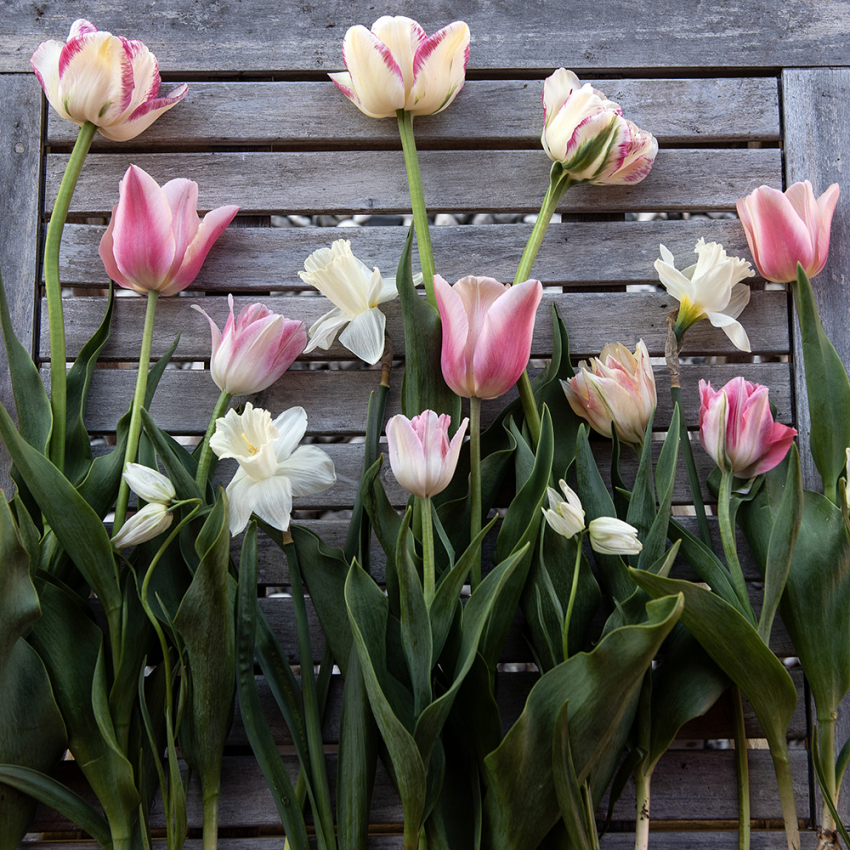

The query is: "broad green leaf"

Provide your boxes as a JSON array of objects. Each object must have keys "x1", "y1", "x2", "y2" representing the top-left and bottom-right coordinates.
[
  {"x1": 141, "y1": 409, "x2": 202, "y2": 502},
  {"x1": 639, "y1": 407, "x2": 679, "y2": 571},
  {"x1": 0, "y1": 497, "x2": 39, "y2": 666},
  {"x1": 626, "y1": 410, "x2": 657, "y2": 543}
]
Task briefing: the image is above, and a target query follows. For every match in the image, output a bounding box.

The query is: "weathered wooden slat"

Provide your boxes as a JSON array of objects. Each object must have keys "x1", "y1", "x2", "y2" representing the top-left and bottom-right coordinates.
[
  {"x1": 54, "y1": 219, "x2": 760, "y2": 292},
  {"x1": 46, "y1": 149, "x2": 782, "y2": 217},
  {"x1": 5, "y1": 0, "x2": 849, "y2": 73},
  {"x1": 46, "y1": 291, "x2": 791, "y2": 362},
  {"x1": 46, "y1": 78, "x2": 781, "y2": 149}
]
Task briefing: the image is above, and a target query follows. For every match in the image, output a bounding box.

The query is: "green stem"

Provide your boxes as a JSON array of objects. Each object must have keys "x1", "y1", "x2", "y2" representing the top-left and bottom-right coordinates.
[
  {"x1": 733, "y1": 688, "x2": 751, "y2": 850},
  {"x1": 819, "y1": 715, "x2": 838, "y2": 838},
  {"x1": 397, "y1": 109, "x2": 436, "y2": 307},
  {"x1": 421, "y1": 496, "x2": 435, "y2": 607},
  {"x1": 203, "y1": 793, "x2": 220, "y2": 850},
  {"x1": 113, "y1": 290, "x2": 159, "y2": 533},
  {"x1": 470, "y1": 396, "x2": 482, "y2": 591},
  {"x1": 561, "y1": 532, "x2": 584, "y2": 660},
  {"x1": 634, "y1": 768, "x2": 650, "y2": 850},
  {"x1": 670, "y1": 388, "x2": 712, "y2": 546},
  {"x1": 718, "y1": 471, "x2": 754, "y2": 619},
  {"x1": 284, "y1": 536, "x2": 337, "y2": 850},
  {"x1": 45, "y1": 120, "x2": 97, "y2": 472},
  {"x1": 771, "y1": 743, "x2": 801, "y2": 850},
  {"x1": 195, "y1": 389, "x2": 232, "y2": 490}
]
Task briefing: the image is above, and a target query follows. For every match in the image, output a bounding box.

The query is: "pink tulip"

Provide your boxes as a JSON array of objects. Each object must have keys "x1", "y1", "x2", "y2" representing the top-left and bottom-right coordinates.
[
  {"x1": 193, "y1": 294, "x2": 307, "y2": 396},
  {"x1": 31, "y1": 20, "x2": 187, "y2": 142},
  {"x1": 699, "y1": 377, "x2": 797, "y2": 479},
  {"x1": 386, "y1": 411, "x2": 468, "y2": 499},
  {"x1": 736, "y1": 181, "x2": 840, "y2": 283},
  {"x1": 99, "y1": 165, "x2": 239, "y2": 296},
  {"x1": 433, "y1": 275, "x2": 543, "y2": 399}
]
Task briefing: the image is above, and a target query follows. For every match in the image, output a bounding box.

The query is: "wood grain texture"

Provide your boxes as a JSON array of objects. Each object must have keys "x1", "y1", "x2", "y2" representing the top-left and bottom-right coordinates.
[
  {"x1": 45, "y1": 149, "x2": 782, "y2": 217},
  {"x1": 0, "y1": 75, "x2": 43, "y2": 495},
  {"x1": 46, "y1": 78, "x2": 781, "y2": 149},
  {"x1": 4, "y1": 0, "x2": 850, "y2": 73}
]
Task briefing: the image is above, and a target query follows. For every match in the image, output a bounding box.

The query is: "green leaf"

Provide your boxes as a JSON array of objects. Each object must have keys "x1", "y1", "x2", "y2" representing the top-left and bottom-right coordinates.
[
  {"x1": 141, "y1": 409, "x2": 202, "y2": 502},
  {"x1": 639, "y1": 407, "x2": 679, "y2": 571},
  {"x1": 626, "y1": 409, "x2": 657, "y2": 544},
  {"x1": 811, "y1": 725, "x2": 850, "y2": 849},
  {"x1": 0, "y1": 496, "x2": 39, "y2": 666}
]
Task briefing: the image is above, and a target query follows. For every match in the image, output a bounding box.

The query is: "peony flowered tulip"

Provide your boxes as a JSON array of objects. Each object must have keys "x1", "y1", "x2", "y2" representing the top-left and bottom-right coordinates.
[
  {"x1": 698, "y1": 377, "x2": 797, "y2": 479},
  {"x1": 654, "y1": 239, "x2": 755, "y2": 352},
  {"x1": 433, "y1": 274, "x2": 543, "y2": 399},
  {"x1": 587, "y1": 517, "x2": 643, "y2": 556},
  {"x1": 541, "y1": 480, "x2": 586, "y2": 540},
  {"x1": 99, "y1": 164, "x2": 239, "y2": 296},
  {"x1": 541, "y1": 69, "x2": 657, "y2": 185},
  {"x1": 194, "y1": 294, "x2": 306, "y2": 396},
  {"x1": 330, "y1": 16, "x2": 470, "y2": 119},
  {"x1": 112, "y1": 463, "x2": 176, "y2": 548},
  {"x1": 299, "y1": 240, "x2": 397, "y2": 365},
  {"x1": 736, "y1": 181, "x2": 840, "y2": 283},
  {"x1": 561, "y1": 340, "x2": 656, "y2": 447},
  {"x1": 386, "y1": 410, "x2": 468, "y2": 499},
  {"x1": 31, "y1": 20, "x2": 187, "y2": 142},
  {"x1": 210, "y1": 403, "x2": 336, "y2": 535}
]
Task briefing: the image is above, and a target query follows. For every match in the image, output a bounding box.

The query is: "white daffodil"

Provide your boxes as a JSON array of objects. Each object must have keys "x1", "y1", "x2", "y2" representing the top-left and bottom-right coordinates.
[
  {"x1": 541, "y1": 480, "x2": 586, "y2": 540},
  {"x1": 654, "y1": 239, "x2": 755, "y2": 352},
  {"x1": 299, "y1": 240, "x2": 397, "y2": 365},
  {"x1": 210, "y1": 402, "x2": 336, "y2": 535},
  {"x1": 588, "y1": 517, "x2": 643, "y2": 556}
]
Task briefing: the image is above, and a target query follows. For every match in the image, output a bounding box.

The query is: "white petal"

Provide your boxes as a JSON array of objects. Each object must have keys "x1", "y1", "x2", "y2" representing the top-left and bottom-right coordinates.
[
  {"x1": 225, "y1": 469, "x2": 255, "y2": 535},
  {"x1": 706, "y1": 313, "x2": 752, "y2": 353},
  {"x1": 278, "y1": 445, "x2": 337, "y2": 499},
  {"x1": 305, "y1": 307, "x2": 349, "y2": 353},
  {"x1": 246, "y1": 475, "x2": 294, "y2": 532},
  {"x1": 339, "y1": 306, "x2": 387, "y2": 364},
  {"x1": 122, "y1": 462, "x2": 175, "y2": 504},
  {"x1": 271, "y1": 407, "x2": 309, "y2": 461},
  {"x1": 112, "y1": 503, "x2": 173, "y2": 548},
  {"x1": 654, "y1": 258, "x2": 694, "y2": 304}
]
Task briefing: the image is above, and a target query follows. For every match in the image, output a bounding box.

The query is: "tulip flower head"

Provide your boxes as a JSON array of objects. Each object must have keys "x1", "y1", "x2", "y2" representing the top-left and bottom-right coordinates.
[
  {"x1": 194, "y1": 295, "x2": 306, "y2": 396},
  {"x1": 562, "y1": 340, "x2": 656, "y2": 448},
  {"x1": 541, "y1": 69, "x2": 658, "y2": 185},
  {"x1": 31, "y1": 20, "x2": 187, "y2": 142},
  {"x1": 299, "y1": 240, "x2": 397, "y2": 365},
  {"x1": 112, "y1": 463, "x2": 176, "y2": 548},
  {"x1": 737, "y1": 181, "x2": 840, "y2": 284},
  {"x1": 330, "y1": 16, "x2": 470, "y2": 119},
  {"x1": 210, "y1": 403, "x2": 336, "y2": 535},
  {"x1": 433, "y1": 274, "x2": 543, "y2": 400},
  {"x1": 99, "y1": 165, "x2": 239, "y2": 296},
  {"x1": 541, "y1": 480, "x2": 586, "y2": 540},
  {"x1": 386, "y1": 411, "x2": 468, "y2": 499},
  {"x1": 698, "y1": 377, "x2": 797, "y2": 480},
  {"x1": 587, "y1": 517, "x2": 643, "y2": 556},
  {"x1": 655, "y1": 239, "x2": 755, "y2": 352}
]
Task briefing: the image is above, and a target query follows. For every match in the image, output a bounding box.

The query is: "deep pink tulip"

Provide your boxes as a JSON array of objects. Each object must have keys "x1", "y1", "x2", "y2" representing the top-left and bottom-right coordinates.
[
  {"x1": 386, "y1": 410, "x2": 468, "y2": 499},
  {"x1": 736, "y1": 181, "x2": 840, "y2": 283},
  {"x1": 433, "y1": 274, "x2": 543, "y2": 399},
  {"x1": 699, "y1": 377, "x2": 797, "y2": 479},
  {"x1": 194, "y1": 294, "x2": 307, "y2": 396},
  {"x1": 99, "y1": 164, "x2": 239, "y2": 296}
]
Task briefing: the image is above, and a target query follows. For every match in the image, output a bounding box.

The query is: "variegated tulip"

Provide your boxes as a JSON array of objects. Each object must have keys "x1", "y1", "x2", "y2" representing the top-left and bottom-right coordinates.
[
  {"x1": 561, "y1": 340, "x2": 656, "y2": 447},
  {"x1": 30, "y1": 19, "x2": 187, "y2": 141},
  {"x1": 99, "y1": 164, "x2": 239, "y2": 296},
  {"x1": 330, "y1": 16, "x2": 470, "y2": 119},
  {"x1": 542, "y1": 480, "x2": 586, "y2": 540},
  {"x1": 737, "y1": 181, "x2": 840, "y2": 283},
  {"x1": 541, "y1": 69, "x2": 657, "y2": 184}
]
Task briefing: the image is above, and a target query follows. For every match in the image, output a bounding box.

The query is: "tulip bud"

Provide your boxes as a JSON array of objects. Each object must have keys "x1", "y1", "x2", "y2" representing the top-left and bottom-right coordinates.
[
  {"x1": 99, "y1": 165, "x2": 239, "y2": 297},
  {"x1": 112, "y1": 503, "x2": 173, "y2": 549},
  {"x1": 699, "y1": 377, "x2": 797, "y2": 479},
  {"x1": 561, "y1": 340, "x2": 656, "y2": 447},
  {"x1": 845, "y1": 448, "x2": 850, "y2": 511},
  {"x1": 541, "y1": 480, "x2": 586, "y2": 539},
  {"x1": 587, "y1": 517, "x2": 643, "y2": 556},
  {"x1": 122, "y1": 462, "x2": 176, "y2": 505},
  {"x1": 386, "y1": 411, "x2": 468, "y2": 499},
  {"x1": 736, "y1": 181, "x2": 840, "y2": 283}
]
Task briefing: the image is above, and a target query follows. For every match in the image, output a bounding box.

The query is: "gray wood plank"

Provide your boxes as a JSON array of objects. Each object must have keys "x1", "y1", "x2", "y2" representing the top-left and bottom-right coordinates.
[
  {"x1": 46, "y1": 78, "x2": 780, "y2": 149},
  {"x1": 45, "y1": 149, "x2": 782, "y2": 217},
  {"x1": 53, "y1": 219, "x2": 760, "y2": 292},
  {"x1": 4, "y1": 0, "x2": 849, "y2": 72},
  {"x1": 0, "y1": 75, "x2": 43, "y2": 496}
]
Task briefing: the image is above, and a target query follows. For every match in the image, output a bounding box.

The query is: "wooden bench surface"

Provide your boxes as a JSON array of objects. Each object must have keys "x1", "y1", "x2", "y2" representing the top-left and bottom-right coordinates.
[{"x1": 2, "y1": 1, "x2": 850, "y2": 847}]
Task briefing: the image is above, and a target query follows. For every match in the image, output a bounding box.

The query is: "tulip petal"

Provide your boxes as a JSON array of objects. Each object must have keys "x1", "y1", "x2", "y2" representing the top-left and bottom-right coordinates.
[
  {"x1": 542, "y1": 68, "x2": 582, "y2": 127},
  {"x1": 433, "y1": 274, "x2": 472, "y2": 397},
  {"x1": 339, "y1": 305, "x2": 386, "y2": 364},
  {"x1": 813, "y1": 183, "x2": 840, "y2": 275},
  {"x1": 339, "y1": 24, "x2": 406, "y2": 118},
  {"x1": 371, "y1": 16, "x2": 427, "y2": 99},
  {"x1": 279, "y1": 445, "x2": 338, "y2": 498},
  {"x1": 99, "y1": 208, "x2": 141, "y2": 292},
  {"x1": 408, "y1": 20, "x2": 470, "y2": 115},
  {"x1": 30, "y1": 40, "x2": 64, "y2": 113},
  {"x1": 161, "y1": 178, "x2": 200, "y2": 281},
  {"x1": 271, "y1": 407, "x2": 309, "y2": 461},
  {"x1": 387, "y1": 414, "x2": 429, "y2": 497},
  {"x1": 98, "y1": 83, "x2": 188, "y2": 142}
]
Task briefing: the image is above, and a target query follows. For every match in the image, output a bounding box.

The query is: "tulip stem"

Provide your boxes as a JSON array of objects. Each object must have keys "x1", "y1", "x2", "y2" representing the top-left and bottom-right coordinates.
[
  {"x1": 470, "y1": 396, "x2": 482, "y2": 590},
  {"x1": 733, "y1": 687, "x2": 751, "y2": 850},
  {"x1": 44, "y1": 120, "x2": 97, "y2": 473},
  {"x1": 113, "y1": 289, "x2": 159, "y2": 535},
  {"x1": 718, "y1": 471, "x2": 754, "y2": 619},
  {"x1": 196, "y1": 389, "x2": 232, "y2": 491},
  {"x1": 561, "y1": 532, "x2": 584, "y2": 660},
  {"x1": 772, "y1": 742, "x2": 801, "y2": 850},
  {"x1": 818, "y1": 716, "x2": 839, "y2": 844},
  {"x1": 421, "y1": 496, "x2": 436, "y2": 606},
  {"x1": 397, "y1": 109, "x2": 436, "y2": 307}
]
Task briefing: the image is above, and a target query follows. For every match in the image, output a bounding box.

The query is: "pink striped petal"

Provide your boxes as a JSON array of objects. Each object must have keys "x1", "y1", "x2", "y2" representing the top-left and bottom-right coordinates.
[
  {"x1": 813, "y1": 183, "x2": 840, "y2": 276},
  {"x1": 68, "y1": 20, "x2": 98, "y2": 38},
  {"x1": 161, "y1": 178, "x2": 200, "y2": 281},
  {"x1": 371, "y1": 16, "x2": 427, "y2": 98},
  {"x1": 338, "y1": 25, "x2": 406, "y2": 118},
  {"x1": 98, "y1": 206, "x2": 140, "y2": 292},
  {"x1": 408, "y1": 20, "x2": 470, "y2": 115},
  {"x1": 434, "y1": 273, "x2": 474, "y2": 397},
  {"x1": 30, "y1": 40, "x2": 63, "y2": 110},
  {"x1": 101, "y1": 83, "x2": 188, "y2": 141}
]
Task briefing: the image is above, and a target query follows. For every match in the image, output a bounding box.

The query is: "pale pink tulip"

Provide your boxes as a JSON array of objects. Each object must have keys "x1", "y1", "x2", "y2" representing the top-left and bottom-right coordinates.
[
  {"x1": 699, "y1": 377, "x2": 797, "y2": 479},
  {"x1": 330, "y1": 16, "x2": 470, "y2": 119},
  {"x1": 433, "y1": 275, "x2": 543, "y2": 400},
  {"x1": 736, "y1": 181, "x2": 840, "y2": 283},
  {"x1": 193, "y1": 294, "x2": 306, "y2": 396},
  {"x1": 31, "y1": 20, "x2": 187, "y2": 142},
  {"x1": 386, "y1": 411, "x2": 468, "y2": 499},
  {"x1": 99, "y1": 165, "x2": 239, "y2": 296}
]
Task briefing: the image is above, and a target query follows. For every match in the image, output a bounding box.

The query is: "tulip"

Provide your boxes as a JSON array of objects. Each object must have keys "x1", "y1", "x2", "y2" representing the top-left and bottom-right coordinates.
[
  {"x1": 210, "y1": 403, "x2": 336, "y2": 535},
  {"x1": 31, "y1": 19, "x2": 187, "y2": 142},
  {"x1": 122, "y1": 462, "x2": 176, "y2": 505},
  {"x1": 736, "y1": 181, "x2": 840, "y2": 283},
  {"x1": 386, "y1": 411, "x2": 468, "y2": 499},
  {"x1": 194, "y1": 294, "x2": 306, "y2": 396},
  {"x1": 111, "y1": 503, "x2": 173, "y2": 549},
  {"x1": 330, "y1": 16, "x2": 470, "y2": 119},
  {"x1": 654, "y1": 239, "x2": 755, "y2": 352},
  {"x1": 433, "y1": 274, "x2": 543, "y2": 400},
  {"x1": 587, "y1": 517, "x2": 643, "y2": 556},
  {"x1": 561, "y1": 340, "x2": 656, "y2": 447},
  {"x1": 699, "y1": 377, "x2": 797, "y2": 479},
  {"x1": 299, "y1": 240, "x2": 397, "y2": 365},
  {"x1": 541, "y1": 480, "x2": 586, "y2": 540},
  {"x1": 99, "y1": 164, "x2": 239, "y2": 296},
  {"x1": 541, "y1": 69, "x2": 657, "y2": 185}
]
